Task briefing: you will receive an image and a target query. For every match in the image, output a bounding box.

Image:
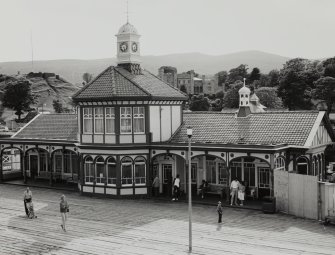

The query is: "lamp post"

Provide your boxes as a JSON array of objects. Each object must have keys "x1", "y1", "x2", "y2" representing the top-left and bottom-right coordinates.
[{"x1": 187, "y1": 127, "x2": 193, "y2": 253}]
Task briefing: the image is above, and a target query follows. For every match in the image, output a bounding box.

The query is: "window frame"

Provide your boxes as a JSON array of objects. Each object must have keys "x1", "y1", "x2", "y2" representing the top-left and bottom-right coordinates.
[
  {"x1": 120, "y1": 107, "x2": 132, "y2": 134},
  {"x1": 83, "y1": 108, "x2": 93, "y2": 134},
  {"x1": 84, "y1": 156, "x2": 94, "y2": 184},
  {"x1": 134, "y1": 156, "x2": 146, "y2": 185},
  {"x1": 106, "y1": 157, "x2": 117, "y2": 186},
  {"x1": 121, "y1": 156, "x2": 133, "y2": 186},
  {"x1": 95, "y1": 156, "x2": 105, "y2": 185},
  {"x1": 94, "y1": 107, "x2": 104, "y2": 134},
  {"x1": 133, "y1": 107, "x2": 145, "y2": 134},
  {"x1": 105, "y1": 107, "x2": 115, "y2": 134}
]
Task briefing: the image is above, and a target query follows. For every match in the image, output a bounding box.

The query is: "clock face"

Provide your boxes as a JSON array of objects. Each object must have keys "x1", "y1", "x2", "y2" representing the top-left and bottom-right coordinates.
[
  {"x1": 132, "y1": 42, "x2": 138, "y2": 52},
  {"x1": 120, "y1": 42, "x2": 128, "y2": 52}
]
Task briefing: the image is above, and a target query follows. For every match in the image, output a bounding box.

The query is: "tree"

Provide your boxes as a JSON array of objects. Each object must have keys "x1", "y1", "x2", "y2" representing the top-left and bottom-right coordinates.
[
  {"x1": 3, "y1": 80, "x2": 37, "y2": 119},
  {"x1": 189, "y1": 94, "x2": 210, "y2": 111},
  {"x1": 278, "y1": 70, "x2": 311, "y2": 110},
  {"x1": 222, "y1": 81, "x2": 243, "y2": 108},
  {"x1": 82, "y1": 72, "x2": 93, "y2": 85},
  {"x1": 249, "y1": 67, "x2": 261, "y2": 84},
  {"x1": 312, "y1": 77, "x2": 335, "y2": 115},
  {"x1": 226, "y1": 64, "x2": 248, "y2": 85},
  {"x1": 215, "y1": 71, "x2": 228, "y2": 88},
  {"x1": 322, "y1": 57, "x2": 335, "y2": 78},
  {"x1": 268, "y1": 70, "x2": 280, "y2": 87},
  {"x1": 180, "y1": 84, "x2": 187, "y2": 93},
  {"x1": 255, "y1": 87, "x2": 283, "y2": 109},
  {"x1": 277, "y1": 58, "x2": 319, "y2": 110},
  {"x1": 53, "y1": 99, "x2": 64, "y2": 113},
  {"x1": 215, "y1": 90, "x2": 224, "y2": 99}
]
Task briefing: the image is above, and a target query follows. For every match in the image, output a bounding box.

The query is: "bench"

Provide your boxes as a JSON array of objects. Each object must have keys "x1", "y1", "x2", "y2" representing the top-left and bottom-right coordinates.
[{"x1": 198, "y1": 184, "x2": 224, "y2": 199}]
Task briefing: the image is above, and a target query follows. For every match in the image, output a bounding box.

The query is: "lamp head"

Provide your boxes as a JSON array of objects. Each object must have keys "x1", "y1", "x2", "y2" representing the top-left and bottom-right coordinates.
[{"x1": 187, "y1": 127, "x2": 193, "y2": 138}]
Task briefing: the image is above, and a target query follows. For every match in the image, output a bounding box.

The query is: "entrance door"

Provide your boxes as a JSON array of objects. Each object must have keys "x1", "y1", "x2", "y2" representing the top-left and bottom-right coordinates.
[
  {"x1": 30, "y1": 155, "x2": 38, "y2": 180},
  {"x1": 258, "y1": 167, "x2": 270, "y2": 198},
  {"x1": 162, "y1": 164, "x2": 172, "y2": 196}
]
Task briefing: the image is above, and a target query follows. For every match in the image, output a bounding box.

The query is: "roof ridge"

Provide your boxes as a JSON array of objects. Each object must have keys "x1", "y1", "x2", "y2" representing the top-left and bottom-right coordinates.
[
  {"x1": 114, "y1": 67, "x2": 152, "y2": 97},
  {"x1": 72, "y1": 66, "x2": 113, "y2": 99}
]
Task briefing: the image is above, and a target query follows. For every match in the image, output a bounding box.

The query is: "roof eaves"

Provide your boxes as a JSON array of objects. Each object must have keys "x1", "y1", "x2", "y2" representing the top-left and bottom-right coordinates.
[{"x1": 304, "y1": 111, "x2": 325, "y2": 147}]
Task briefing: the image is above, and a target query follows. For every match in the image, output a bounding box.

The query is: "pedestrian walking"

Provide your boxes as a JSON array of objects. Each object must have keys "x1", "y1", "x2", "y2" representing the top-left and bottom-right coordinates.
[
  {"x1": 152, "y1": 175, "x2": 160, "y2": 197},
  {"x1": 60, "y1": 194, "x2": 69, "y2": 232},
  {"x1": 238, "y1": 181, "x2": 246, "y2": 206},
  {"x1": 217, "y1": 201, "x2": 223, "y2": 223},
  {"x1": 199, "y1": 179, "x2": 208, "y2": 199},
  {"x1": 172, "y1": 174, "x2": 180, "y2": 201},
  {"x1": 230, "y1": 178, "x2": 240, "y2": 206},
  {"x1": 23, "y1": 187, "x2": 32, "y2": 217}
]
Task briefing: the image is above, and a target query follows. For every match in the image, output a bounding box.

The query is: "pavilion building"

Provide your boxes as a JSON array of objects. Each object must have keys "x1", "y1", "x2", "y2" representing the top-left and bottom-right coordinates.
[{"x1": 0, "y1": 22, "x2": 334, "y2": 213}]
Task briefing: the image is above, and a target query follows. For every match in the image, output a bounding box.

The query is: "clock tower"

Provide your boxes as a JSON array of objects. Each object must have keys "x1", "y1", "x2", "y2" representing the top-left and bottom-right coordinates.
[{"x1": 116, "y1": 22, "x2": 141, "y2": 74}]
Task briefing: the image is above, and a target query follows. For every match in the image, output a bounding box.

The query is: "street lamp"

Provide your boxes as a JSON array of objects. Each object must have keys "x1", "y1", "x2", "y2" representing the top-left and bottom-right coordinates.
[{"x1": 187, "y1": 127, "x2": 193, "y2": 253}]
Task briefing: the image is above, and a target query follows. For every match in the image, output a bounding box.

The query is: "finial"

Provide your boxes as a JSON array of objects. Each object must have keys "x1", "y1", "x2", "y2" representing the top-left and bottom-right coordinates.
[{"x1": 243, "y1": 78, "x2": 246, "y2": 87}]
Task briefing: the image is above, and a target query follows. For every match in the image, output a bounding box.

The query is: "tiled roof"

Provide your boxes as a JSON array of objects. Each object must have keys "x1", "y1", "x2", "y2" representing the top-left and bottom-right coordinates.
[
  {"x1": 73, "y1": 66, "x2": 187, "y2": 101},
  {"x1": 169, "y1": 111, "x2": 321, "y2": 146},
  {"x1": 13, "y1": 114, "x2": 78, "y2": 141}
]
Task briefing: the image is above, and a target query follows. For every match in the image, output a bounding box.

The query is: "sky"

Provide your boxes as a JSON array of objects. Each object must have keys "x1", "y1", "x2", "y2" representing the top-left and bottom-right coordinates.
[{"x1": 1, "y1": 0, "x2": 335, "y2": 62}]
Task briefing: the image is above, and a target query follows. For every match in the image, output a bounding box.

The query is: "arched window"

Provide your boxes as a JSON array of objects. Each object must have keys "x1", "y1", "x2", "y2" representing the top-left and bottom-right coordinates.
[
  {"x1": 95, "y1": 156, "x2": 105, "y2": 185},
  {"x1": 121, "y1": 157, "x2": 133, "y2": 185},
  {"x1": 297, "y1": 156, "x2": 309, "y2": 175},
  {"x1": 107, "y1": 157, "x2": 116, "y2": 185},
  {"x1": 275, "y1": 157, "x2": 285, "y2": 171},
  {"x1": 84, "y1": 156, "x2": 94, "y2": 183},
  {"x1": 134, "y1": 156, "x2": 146, "y2": 185}
]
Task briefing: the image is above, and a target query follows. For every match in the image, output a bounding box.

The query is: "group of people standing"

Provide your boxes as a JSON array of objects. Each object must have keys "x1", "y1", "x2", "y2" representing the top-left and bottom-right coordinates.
[
  {"x1": 23, "y1": 187, "x2": 69, "y2": 232},
  {"x1": 230, "y1": 178, "x2": 245, "y2": 206}
]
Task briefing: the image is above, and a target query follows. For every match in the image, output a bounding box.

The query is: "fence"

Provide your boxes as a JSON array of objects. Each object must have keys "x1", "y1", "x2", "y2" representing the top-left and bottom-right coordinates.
[{"x1": 274, "y1": 171, "x2": 318, "y2": 219}]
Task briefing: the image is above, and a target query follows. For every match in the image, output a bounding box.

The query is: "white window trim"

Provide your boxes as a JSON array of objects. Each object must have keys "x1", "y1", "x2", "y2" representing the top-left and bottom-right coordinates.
[
  {"x1": 133, "y1": 107, "x2": 145, "y2": 134},
  {"x1": 106, "y1": 160, "x2": 117, "y2": 186},
  {"x1": 121, "y1": 161, "x2": 133, "y2": 186},
  {"x1": 120, "y1": 107, "x2": 132, "y2": 134},
  {"x1": 105, "y1": 107, "x2": 115, "y2": 134},
  {"x1": 134, "y1": 159, "x2": 146, "y2": 186},
  {"x1": 95, "y1": 159, "x2": 105, "y2": 185},
  {"x1": 94, "y1": 107, "x2": 104, "y2": 134},
  {"x1": 84, "y1": 159, "x2": 94, "y2": 184},
  {"x1": 83, "y1": 108, "x2": 93, "y2": 134}
]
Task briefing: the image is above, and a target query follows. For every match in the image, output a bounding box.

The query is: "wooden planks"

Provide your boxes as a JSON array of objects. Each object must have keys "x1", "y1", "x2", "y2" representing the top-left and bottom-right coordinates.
[{"x1": 0, "y1": 184, "x2": 334, "y2": 254}]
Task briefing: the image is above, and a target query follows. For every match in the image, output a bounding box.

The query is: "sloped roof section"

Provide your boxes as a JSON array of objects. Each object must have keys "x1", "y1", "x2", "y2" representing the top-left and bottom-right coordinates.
[
  {"x1": 169, "y1": 111, "x2": 323, "y2": 146},
  {"x1": 13, "y1": 114, "x2": 78, "y2": 141},
  {"x1": 72, "y1": 66, "x2": 187, "y2": 101}
]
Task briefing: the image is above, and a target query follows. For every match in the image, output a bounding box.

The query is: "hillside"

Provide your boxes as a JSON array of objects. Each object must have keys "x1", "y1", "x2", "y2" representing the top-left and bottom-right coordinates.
[
  {"x1": 0, "y1": 51, "x2": 290, "y2": 85},
  {"x1": 0, "y1": 73, "x2": 79, "y2": 122}
]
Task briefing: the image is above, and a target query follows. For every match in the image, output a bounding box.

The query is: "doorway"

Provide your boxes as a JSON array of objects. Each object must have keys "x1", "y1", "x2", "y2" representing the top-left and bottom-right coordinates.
[
  {"x1": 258, "y1": 167, "x2": 270, "y2": 198},
  {"x1": 162, "y1": 164, "x2": 172, "y2": 196},
  {"x1": 30, "y1": 155, "x2": 38, "y2": 180}
]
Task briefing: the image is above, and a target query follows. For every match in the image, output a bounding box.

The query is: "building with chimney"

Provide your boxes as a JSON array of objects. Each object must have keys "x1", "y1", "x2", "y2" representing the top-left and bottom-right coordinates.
[{"x1": 0, "y1": 21, "x2": 334, "y2": 219}]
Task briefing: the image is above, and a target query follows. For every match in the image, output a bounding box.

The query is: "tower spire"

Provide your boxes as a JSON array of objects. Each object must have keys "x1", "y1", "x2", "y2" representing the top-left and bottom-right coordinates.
[{"x1": 243, "y1": 77, "x2": 246, "y2": 87}]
